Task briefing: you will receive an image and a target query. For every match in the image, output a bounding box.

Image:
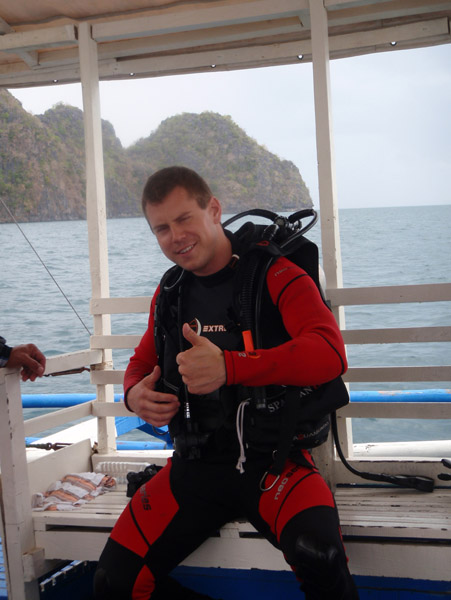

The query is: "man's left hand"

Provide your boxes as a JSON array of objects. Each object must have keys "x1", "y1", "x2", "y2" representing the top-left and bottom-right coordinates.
[{"x1": 176, "y1": 323, "x2": 226, "y2": 395}]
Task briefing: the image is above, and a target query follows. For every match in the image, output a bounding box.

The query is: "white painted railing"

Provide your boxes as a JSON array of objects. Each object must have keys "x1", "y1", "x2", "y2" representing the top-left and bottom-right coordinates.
[
  {"x1": 88, "y1": 281, "x2": 451, "y2": 484},
  {"x1": 330, "y1": 283, "x2": 451, "y2": 384},
  {"x1": 2, "y1": 280, "x2": 450, "y2": 487},
  {"x1": 326, "y1": 281, "x2": 451, "y2": 484}
]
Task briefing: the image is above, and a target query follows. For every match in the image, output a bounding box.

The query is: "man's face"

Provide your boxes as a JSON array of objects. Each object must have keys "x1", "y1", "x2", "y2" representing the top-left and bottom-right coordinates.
[{"x1": 145, "y1": 186, "x2": 225, "y2": 276}]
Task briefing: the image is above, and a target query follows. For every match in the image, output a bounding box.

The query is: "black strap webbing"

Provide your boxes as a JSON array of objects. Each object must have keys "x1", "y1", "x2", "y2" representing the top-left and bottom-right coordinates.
[{"x1": 268, "y1": 388, "x2": 299, "y2": 475}]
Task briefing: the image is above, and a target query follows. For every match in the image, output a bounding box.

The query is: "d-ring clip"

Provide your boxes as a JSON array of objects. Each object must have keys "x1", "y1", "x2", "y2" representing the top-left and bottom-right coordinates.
[{"x1": 259, "y1": 471, "x2": 280, "y2": 492}]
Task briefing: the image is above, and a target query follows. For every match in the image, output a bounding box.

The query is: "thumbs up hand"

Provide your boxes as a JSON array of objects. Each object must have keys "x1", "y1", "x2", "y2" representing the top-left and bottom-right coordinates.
[{"x1": 176, "y1": 323, "x2": 226, "y2": 395}]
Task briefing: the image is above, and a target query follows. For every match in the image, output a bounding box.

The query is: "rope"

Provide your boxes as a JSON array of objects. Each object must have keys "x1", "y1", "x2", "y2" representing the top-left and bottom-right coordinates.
[
  {"x1": 235, "y1": 399, "x2": 250, "y2": 474},
  {"x1": 1, "y1": 197, "x2": 92, "y2": 336}
]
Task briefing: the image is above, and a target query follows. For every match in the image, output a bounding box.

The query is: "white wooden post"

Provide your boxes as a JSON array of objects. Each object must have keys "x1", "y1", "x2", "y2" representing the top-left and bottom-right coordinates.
[
  {"x1": 308, "y1": 0, "x2": 353, "y2": 479},
  {"x1": 0, "y1": 369, "x2": 39, "y2": 600},
  {"x1": 78, "y1": 22, "x2": 116, "y2": 454}
]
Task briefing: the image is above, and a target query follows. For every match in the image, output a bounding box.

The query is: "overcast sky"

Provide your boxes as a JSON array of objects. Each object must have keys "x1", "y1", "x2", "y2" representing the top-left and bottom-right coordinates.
[{"x1": 10, "y1": 43, "x2": 451, "y2": 209}]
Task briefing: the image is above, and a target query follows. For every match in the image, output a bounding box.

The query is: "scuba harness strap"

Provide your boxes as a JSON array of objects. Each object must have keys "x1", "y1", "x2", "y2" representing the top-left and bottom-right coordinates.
[{"x1": 267, "y1": 387, "x2": 300, "y2": 477}]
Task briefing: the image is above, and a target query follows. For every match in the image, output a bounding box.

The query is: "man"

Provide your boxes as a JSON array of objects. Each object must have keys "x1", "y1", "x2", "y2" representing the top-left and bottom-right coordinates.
[
  {"x1": 94, "y1": 166, "x2": 359, "y2": 600},
  {"x1": 0, "y1": 336, "x2": 46, "y2": 381}
]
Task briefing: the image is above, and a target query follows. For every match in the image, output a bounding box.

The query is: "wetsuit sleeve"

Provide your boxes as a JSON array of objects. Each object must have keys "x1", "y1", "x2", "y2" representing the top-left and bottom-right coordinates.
[
  {"x1": 0, "y1": 336, "x2": 12, "y2": 367},
  {"x1": 223, "y1": 257, "x2": 347, "y2": 387},
  {"x1": 123, "y1": 287, "x2": 160, "y2": 410}
]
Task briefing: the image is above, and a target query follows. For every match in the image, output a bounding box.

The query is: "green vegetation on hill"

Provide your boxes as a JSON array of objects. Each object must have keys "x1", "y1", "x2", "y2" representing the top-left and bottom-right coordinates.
[{"x1": 0, "y1": 90, "x2": 311, "y2": 223}]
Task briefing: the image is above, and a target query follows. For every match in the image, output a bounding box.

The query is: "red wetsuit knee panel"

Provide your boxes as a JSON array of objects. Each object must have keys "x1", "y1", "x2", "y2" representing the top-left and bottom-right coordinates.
[
  {"x1": 259, "y1": 457, "x2": 335, "y2": 542},
  {"x1": 110, "y1": 459, "x2": 179, "y2": 557},
  {"x1": 132, "y1": 565, "x2": 155, "y2": 600}
]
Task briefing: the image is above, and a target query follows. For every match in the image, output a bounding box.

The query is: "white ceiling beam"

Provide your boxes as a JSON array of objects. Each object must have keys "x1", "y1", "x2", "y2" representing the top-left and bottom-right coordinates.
[
  {"x1": 100, "y1": 16, "x2": 450, "y2": 77},
  {"x1": 0, "y1": 24, "x2": 77, "y2": 52},
  {"x1": 92, "y1": 0, "x2": 308, "y2": 42},
  {"x1": 0, "y1": 14, "x2": 448, "y2": 87},
  {"x1": 98, "y1": 17, "x2": 305, "y2": 58},
  {"x1": 0, "y1": 16, "x2": 44, "y2": 68},
  {"x1": 325, "y1": 0, "x2": 451, "y2": 26},
  {"x1": 330, "y1": 16, "x2": 449, "y2": 52},
  {"x1": 0, "y1": 16, "x2": 12, "y2": 35},
  {"x1": 0, "y1": 40, "x2": 306, "y2": 87},
  {"x1": 326, "y1": 0, "x2": 451, "y2": 8},
  {"x1": 104, "y1": 39, "x2": 310, "y2": 78},
  {"x1": 35, "y1": 14, "x2": 448, "y2": 73},
  {"x1": 0, "y1": 62, "x2": 81, "y2": 86},
  {"x1": 16, "y1": 50, "x2": 39, "y2": 68},
  {"x1": 38, "y1": 17, "x2": 304, "y2": 68}
]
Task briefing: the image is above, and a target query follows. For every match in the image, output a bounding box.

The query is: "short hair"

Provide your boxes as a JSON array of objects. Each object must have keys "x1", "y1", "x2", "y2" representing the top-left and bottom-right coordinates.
[{"x1": 141, "y1": 166, "x2": 213, "y2": 213}]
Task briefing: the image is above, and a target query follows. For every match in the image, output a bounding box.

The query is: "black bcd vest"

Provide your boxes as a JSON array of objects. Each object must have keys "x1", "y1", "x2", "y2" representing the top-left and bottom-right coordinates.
[{"x1": 154, "y1": 211, "x2": 349, "y2": 468}]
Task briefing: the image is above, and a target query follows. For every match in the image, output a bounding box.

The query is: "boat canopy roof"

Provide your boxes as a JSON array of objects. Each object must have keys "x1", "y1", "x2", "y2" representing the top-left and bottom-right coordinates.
[{"x1": 0, "y1": 0, "x2": 450, "y2": 89}]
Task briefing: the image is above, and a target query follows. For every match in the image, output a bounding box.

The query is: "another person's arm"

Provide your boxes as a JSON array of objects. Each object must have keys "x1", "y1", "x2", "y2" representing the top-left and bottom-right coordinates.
[{"x1": 0, "y1": 336, "x2": 46, "y2": 381}]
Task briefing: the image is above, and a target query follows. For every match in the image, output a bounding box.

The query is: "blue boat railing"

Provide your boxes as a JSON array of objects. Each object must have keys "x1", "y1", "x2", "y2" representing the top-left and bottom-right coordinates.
[
  {"x1": 23, "y1": 392, "x2": 173, "y2": 450},
  {"x1": 349, "y1": 389, "x2": 451, "y2": 402},
  {"x1": 22, "y1": 389, "x2": 451, "y2": 408},
  {"x1": 22, "y1": 389, "x2": 450, "y2": 452}
]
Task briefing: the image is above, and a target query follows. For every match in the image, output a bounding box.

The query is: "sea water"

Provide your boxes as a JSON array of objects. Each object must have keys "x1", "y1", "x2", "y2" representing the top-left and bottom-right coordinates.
[{"x1": 1, "y1": 205, "x2": 450, "y2": 443}]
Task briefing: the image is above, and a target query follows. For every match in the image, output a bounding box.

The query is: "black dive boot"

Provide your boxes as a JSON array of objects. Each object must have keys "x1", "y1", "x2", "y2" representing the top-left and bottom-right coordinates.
[{"x1": 295, "y1": 534, "x2": 360, "y2": 600}]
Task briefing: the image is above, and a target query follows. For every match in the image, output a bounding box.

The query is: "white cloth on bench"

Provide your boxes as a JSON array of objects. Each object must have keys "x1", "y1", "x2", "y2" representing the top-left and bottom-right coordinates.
[{"x1": 32, "y1": 472, "x2": 116, "y2": 511}]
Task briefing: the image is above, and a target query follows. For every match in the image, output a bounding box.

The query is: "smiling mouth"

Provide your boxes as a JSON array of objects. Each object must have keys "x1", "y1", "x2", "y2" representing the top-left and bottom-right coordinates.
[{"x1": 178, "y1": 244, "x2": 195, "y2": 255}]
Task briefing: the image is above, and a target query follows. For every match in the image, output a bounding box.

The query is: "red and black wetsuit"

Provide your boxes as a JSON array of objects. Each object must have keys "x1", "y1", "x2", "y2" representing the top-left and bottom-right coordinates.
[
  {"x1": 0, "y1": 336, "x2": 12, "y2": 367},
  {"x1": 94, "y1": 249, "x2": 359, "y2": 600}
]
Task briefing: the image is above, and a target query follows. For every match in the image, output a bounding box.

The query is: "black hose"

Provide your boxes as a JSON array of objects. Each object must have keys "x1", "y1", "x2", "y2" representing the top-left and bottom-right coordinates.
[
  {"x1": 223, "y1": 208, "x2": 278, "y2": 228},
  {"x1": 331, "y1": 412, "x2": 434, "y2": 493}
]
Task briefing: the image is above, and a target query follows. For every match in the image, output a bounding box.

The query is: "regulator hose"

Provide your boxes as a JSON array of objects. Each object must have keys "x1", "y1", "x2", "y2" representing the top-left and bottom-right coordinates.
[{"x1": 331, "y1": 412, "x2": 435, "y2": 493}]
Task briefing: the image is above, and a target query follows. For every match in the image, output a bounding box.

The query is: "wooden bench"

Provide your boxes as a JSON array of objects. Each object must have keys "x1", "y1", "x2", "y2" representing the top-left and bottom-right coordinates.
[{"x1": 30, "y1": 447, "x2": 451, "y2": 583}]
